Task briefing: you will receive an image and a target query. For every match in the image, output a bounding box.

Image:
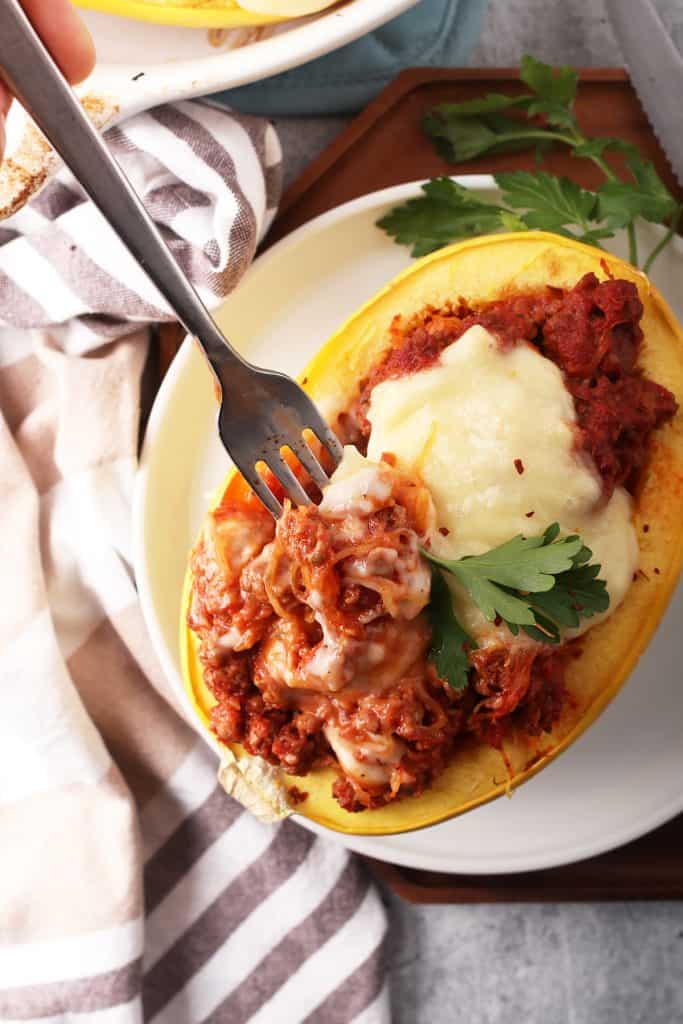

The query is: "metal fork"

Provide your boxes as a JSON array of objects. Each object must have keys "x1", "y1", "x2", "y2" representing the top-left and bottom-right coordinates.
[{"x1": 0, "y1": 0, "x2": 342, "y2": 518}]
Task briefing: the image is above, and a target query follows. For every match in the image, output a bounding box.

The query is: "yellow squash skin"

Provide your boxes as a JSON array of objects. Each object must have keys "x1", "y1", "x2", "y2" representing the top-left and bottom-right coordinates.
[
  {"x1": 74, "y1": 0, "x2": 281, "y2": 27},
  {"x1": 181, "y1": 231, "x2": 683, "y2": 836}
]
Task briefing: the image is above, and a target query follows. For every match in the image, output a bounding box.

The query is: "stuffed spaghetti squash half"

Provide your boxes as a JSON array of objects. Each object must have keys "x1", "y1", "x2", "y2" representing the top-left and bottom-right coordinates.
[{"x1": 181, "y1": 231, "x2": 683, "y2": 836}]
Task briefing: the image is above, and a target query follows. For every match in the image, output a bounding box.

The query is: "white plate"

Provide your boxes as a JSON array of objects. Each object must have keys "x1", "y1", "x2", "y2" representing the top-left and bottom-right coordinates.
[
  {"x1": 79, "y1": 0, "x2": 417, "y2": 109},
  {"x1": 134, "y1": 177, "x2": 683, "y2": 874}
]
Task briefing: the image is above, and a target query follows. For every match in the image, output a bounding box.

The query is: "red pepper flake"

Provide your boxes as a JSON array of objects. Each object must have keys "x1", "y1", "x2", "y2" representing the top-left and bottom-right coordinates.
[
  {"x1": 381, "y1": 451, "x2": 397, "y2": 467},
  {"x1": 424, "y1": 537, "x2": 432, "y2": 550},
  {"x1": 288, "y1": 786, "x2": 308, "y2": 806},
  {"x1": 514, "y1": 458, "x2": 525, "y2": 475},
  {"x1": 599, "y1": 257, "x2": 615, "y2": 280},
  {"x1": 438, "y1": 526, "x2": 450, "y2": 536},
  {"x1": 301, "y1": 376, "x2": 308, "y2": 386},
  {"x1": 494, "y1": 614, "x2": 503, "y2": 627},
  {"x1": 632, "y1": 572, "x2": 639, "y2": 582},
  {"x1": 654, "y1": 567, "x2": 661, "y2": 575},
  {"x1": 525, "y1": 510, "x2": 535, "y2": 518},
  {"x1": 642, "y1": 523, "x2": 650, "y2": 533}
]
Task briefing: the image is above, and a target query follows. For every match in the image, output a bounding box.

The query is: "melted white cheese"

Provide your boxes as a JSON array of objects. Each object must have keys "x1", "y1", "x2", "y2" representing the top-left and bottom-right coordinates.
[
  {"x1": 366, "y1": 324, "x2": 639, "y2": 643},
  {"x1": 324, "y1": 724, "x2": 406, "y2": 787},
  {"x1": 320, "y1": 447, "x2": 432, "y2": 621},
  {"x1": 319, "y1": 445, "x2": 394, "y2": 517}
]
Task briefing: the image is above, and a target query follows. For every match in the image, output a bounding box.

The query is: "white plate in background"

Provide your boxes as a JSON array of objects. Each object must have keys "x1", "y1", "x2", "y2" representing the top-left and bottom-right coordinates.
[
  {"x1": 80, "y1": 0, "x2": 417, "y2": 107},
  {"x1": 134, "y1": 177, "x2": 683, "y2": 873}
]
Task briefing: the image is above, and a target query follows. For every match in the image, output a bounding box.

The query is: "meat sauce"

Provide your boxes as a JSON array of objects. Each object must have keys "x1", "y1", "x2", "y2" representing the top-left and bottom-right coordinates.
[
  {"x1": 189, "y1": 274, "x2": 678, "y2": 813},
  {"x1": 355, "y1": 274, "x2": 677, "y2": 497}
]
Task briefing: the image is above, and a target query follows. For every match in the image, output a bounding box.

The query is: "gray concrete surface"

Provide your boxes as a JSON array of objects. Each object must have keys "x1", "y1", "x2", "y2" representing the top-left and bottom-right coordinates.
[
  {"x1": 273, "y1": 3, "x2": 683, "y2": 1021},
  {"x1": 383, "y1": 894, "x2": 683, "y2": 1024}
]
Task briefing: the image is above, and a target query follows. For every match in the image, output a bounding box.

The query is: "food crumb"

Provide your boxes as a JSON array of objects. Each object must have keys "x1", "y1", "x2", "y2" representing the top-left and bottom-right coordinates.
[
  {"x1": 288, "y1": 786, "x2": 308, "y2": 806},
  {"x1": 514, "y1": 458, "x2": 524, "y2": 475},
  {"x1": 525, "y1": 510, "x2": 535, "y2": 518},
  {"x1": 301, "y1": 376, "x2": 308, "y2": 385},
  {"x1": 381, "y1": 451, "x2": 397, "y2": 467},
  {"x1": 438, "y1": 526, "x2": 450, "y2": 536},
  {"x1": 208, "y1": 28, "x2": 229, "y2": 46},
  {"x1": 654, "y1": 567, "x2": 660, "y2": 575},
  {"x1": 642, "y1": 523, "x2": 650, "y2": 533},
  {"x1": 132, "y1": 71, "x2": 145, "y2": 82}
]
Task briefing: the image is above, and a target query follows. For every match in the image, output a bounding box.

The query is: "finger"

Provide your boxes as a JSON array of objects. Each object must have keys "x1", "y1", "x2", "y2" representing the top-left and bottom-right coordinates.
[{"x1": 19, "y1": 0, "x2": 96, "y2": 84}]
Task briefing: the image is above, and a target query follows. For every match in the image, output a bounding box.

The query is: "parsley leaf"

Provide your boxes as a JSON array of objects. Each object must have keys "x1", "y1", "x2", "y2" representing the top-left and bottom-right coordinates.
[
  {"x1": 423, "y1": 108, "x2": 538, "y2": 163},
  {"x1": 520, "y1": 54, "x2": 578, "y2": 108},
  {"x1": 426, "y1": 94, "x2": 532, "y2": 118},
  {"x1": 422, "y1": 57, "x2": 580, "y2": 164},
  {"x1": 376, "y1": 178, "x2": 508, "y2": 257},
  {"x1": 375, "y1": 173, "x2": 610, "y2": 262},
  {"x1": 426, "y1": 565, "x2": 474, "y2": 691},
  {"x1": 499, "y1": 209, "x2": 528, "y2": 232},
  {"x1": 571, "y1": 137, "x2": 639, "y2": 160},
  {"x1": 575, "y1": 226, "x2": 617, "y2": 246},
  {"x1": 496, "y1": 170, "x2": 598, "y2": 231},
  {"x1": 530, "y1": 562, "x2": 609, "y2": 627},
  {"x1": 597, "y1": 156, "x2": 678, "y2": 228},
  {"x1": 422, "y1": 524, "x2": 609, "y2": 645},
  {"x1": 519, "y1": 55, "x2": 578, "y2": 130},
  {"x1": 379, "y1": 55, "x2": 680, "y2": 270}
]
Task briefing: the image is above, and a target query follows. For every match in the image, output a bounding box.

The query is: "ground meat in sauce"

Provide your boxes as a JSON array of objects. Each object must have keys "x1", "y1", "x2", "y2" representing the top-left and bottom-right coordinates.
[
  {"x1": 191, "y1": 473, "x2": 571, "y2": 813},
  {"x1": 190, "y1": 464, "x2": 466, "y2": 812},
  {"x1": 190, "y1": 273, "x2": 677, "y2": 813},
  {"x1": 349, "y1": 274, "x2": 678, "y2": 497}
]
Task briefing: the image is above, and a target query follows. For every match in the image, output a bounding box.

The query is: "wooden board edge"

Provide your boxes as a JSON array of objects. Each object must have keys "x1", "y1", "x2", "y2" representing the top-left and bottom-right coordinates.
[
  {"x1": 275, "y1": 66, "x2": 630, "y2": 223},
  {"x1": 364, "y1": 856, "x2": 683, "y2": 904}
]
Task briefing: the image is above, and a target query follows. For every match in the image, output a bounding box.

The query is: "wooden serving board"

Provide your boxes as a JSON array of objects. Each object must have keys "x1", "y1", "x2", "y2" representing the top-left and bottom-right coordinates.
[
  {"x1": 269, "y1": 67, "x2": 683, "y2": 902},
  {"x1": 150, "y1": 68, "x2": 683, "y2": 902}
]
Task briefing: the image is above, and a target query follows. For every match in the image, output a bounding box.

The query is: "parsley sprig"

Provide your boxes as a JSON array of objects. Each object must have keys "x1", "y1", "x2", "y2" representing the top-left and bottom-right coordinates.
[
  {"x1": 377, "y1": 55, "x2": 681, "y2": 270},
  {"x1": 426, "y1": 565, "x2": 475, "y2": 692},
  {"x1": 423, "y1": 523, "x2": 610, "y2": 690}
]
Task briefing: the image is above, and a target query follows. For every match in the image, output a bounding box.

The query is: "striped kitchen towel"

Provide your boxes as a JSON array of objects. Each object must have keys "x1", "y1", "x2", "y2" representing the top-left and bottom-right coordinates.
[{"x1": 0, "y1": 100, "x2": 389, "y2": 1023}]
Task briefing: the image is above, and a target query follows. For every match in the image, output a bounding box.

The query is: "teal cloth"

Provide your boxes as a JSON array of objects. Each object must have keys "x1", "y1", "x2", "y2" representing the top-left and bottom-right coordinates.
[{"x1": 213, "y1": 0, "x2": 488, "y2": 116}]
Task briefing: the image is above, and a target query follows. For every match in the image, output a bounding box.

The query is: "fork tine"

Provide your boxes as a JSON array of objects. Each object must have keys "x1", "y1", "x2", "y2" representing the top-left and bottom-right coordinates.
[
  {"x1": 299, "y1": 404, "x2": 344, "y2": 467},
  {"x1": 237, "y1": 462, "x2": 283, "y2": 519},
  {"x1": 289, "y1": 438, "x2": 330, "y2": 490},
  {"x1": 313, "y1": 425, "x2": 344, "y2": 467},
  {"x1": 265, "y1": 453, "x2": 312, "y2": 507}
]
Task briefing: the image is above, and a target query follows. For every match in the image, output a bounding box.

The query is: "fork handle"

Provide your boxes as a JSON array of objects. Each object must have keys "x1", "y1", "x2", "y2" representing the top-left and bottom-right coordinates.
[{"x1": 0, "y1": 0, "x2": 246, "y2": 383}]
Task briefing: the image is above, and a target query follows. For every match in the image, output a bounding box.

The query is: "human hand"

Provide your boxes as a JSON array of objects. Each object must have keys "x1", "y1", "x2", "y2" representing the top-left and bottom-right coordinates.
[{"x1": 0, "y1": 0, "x2": 95, "y2": 162}]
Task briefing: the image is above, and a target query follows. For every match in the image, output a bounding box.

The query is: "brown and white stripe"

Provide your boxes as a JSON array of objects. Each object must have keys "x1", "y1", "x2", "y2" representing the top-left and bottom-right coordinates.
[
  {"x1": 0, "y1": 100, "x2": 283, "y2": 349},
  {"x1": 0, "y1": 101, "x2": 389, "y2": 1024}
]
